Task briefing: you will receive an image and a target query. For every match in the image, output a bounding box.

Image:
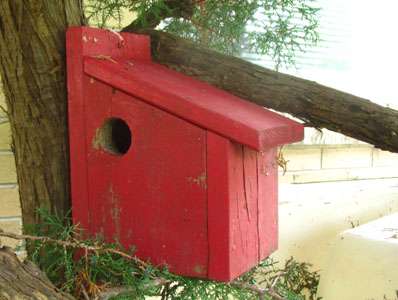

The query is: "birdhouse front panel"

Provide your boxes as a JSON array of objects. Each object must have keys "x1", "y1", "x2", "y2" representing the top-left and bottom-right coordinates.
[
  {"x1": 67, "y1": 26, "x2": 303, "y2": 282},
  {"x1": 83, "y1": 79, "x2": 209, "y2": 277}
]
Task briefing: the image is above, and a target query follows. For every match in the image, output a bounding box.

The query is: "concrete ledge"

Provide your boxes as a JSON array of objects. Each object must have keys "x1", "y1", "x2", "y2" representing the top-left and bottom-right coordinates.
[
  {"x1": 279, "y1": 166, "x2": 398, "y2": 184},
  {"x1": 317, "y1": 213, "x2": 398, "y2": 299},
  {"x1": 271, "y1": 179, "x2": 398, "y2": 272},
  {"x1": 279, "y1": 144, "x2": 398, "y2": 183}
]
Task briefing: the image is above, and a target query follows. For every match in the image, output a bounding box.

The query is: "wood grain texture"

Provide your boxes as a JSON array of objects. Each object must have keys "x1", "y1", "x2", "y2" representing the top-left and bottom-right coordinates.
[
  {"x1": 84, "y1": 57, "x2": 303, "y2": 152},
  {"x1": 207, "y1": 132, "x2": 278, "y2": 281},
  {"x1": 257, "y1": 148, "x2": 278, "y2": 260},
  {"x1": 0, "y1": 247, "x2": 75, "y2": 300},
  {"x1": 130, "y1": 28, "x2": 398, "y2": 153},
  {"x1": 228, "y1": 144, "x2": 260, "y2": 280},
  {"x1": 0, "y1": 1, "x2": 82, "y2": 227}
]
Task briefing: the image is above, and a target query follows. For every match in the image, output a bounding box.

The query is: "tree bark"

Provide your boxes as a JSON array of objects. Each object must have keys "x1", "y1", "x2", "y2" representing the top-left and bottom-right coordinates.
[
  {"x1": 130, "y1": 29, "x2": 398, "y2": 153},
  {"x1": 0, "y1": 1, "x2": 83, "y2": 227},
  {"x1": 0, "y1": 246, "x2": 75, "y2": 300}
]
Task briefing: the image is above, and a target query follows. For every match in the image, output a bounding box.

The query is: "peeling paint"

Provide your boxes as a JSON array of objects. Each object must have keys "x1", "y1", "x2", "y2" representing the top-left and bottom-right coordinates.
[
  {"x1": 186, "y1": 172, "x2": 207, "y2": 188},
  {"x1": 90, "y1": 78, "x2": 95, "y2": 83},
  {"x1": 92, "y1": 127, "x2": 100, "y2": 151},
  {"x1": 194, "y1": 265, "x2": 204, "y2": 274},
  {"x1": 83, "y1": 36, "x2": 87, "y2": 42},
  {"x1": 109, "y1": 183, "x2": 121, "y2": 235}
]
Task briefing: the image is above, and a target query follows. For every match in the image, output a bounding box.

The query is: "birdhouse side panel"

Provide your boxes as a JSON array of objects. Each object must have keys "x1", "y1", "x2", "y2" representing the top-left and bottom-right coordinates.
[
  {"x1": 228, "y1": 144, "x2": 261, "y2": 280},
  {"x1": 257, "y1": 148, "x2": 278, "y2": 260},
  {"x1": 207, "y1": 132, "x2": 261, "y2": 281}
]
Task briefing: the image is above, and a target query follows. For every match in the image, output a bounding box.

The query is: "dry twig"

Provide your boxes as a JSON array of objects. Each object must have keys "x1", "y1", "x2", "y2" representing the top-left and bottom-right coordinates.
[
  {"x1": 0, "y1": 231, "x2": 150, "y2": 268},
  {"x1": 230, "y1": 280, "x2": 287, "y2": 300},
  {"x1": 0, "y1": 231, "x2": 287, "y2": 300},
  {"x1": 277, "y1": 147, "x2": 289, "y2": 175},
  {"x1": 91, "y1": 55, "x2": 118, "y2": 64}
]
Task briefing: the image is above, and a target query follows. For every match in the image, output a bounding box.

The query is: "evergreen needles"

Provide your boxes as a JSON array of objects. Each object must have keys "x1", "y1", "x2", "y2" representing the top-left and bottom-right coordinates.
[
  {"x1": 14, "y1": 208, "x2": 321, "y2": 300},
  {"x1": 83, "y1": 0, "x2": 320, "y2": 69}
]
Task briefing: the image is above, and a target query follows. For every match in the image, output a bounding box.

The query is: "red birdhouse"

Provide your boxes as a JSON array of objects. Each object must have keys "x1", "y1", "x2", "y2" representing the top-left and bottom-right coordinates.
[{"x1": 66, "y1": 26, "x2": 303, "y2": 281}]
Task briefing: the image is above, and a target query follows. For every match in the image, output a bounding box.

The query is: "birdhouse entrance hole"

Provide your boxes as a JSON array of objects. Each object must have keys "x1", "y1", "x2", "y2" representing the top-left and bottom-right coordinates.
[{"x1": 99, "y1": 118, "x2": 132, "y2": 156}]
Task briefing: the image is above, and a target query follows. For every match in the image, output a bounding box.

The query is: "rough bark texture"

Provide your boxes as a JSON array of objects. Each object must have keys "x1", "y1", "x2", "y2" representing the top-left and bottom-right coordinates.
[
  {"x1": 0, "y1": 246, "x2": 75, "y2": 300},
  {"x1": 0, "y1": 1, "x2": 83, "y2": 227},
  {"x1": 130, "y1": 29, "x2": 398, "y2": 153}
]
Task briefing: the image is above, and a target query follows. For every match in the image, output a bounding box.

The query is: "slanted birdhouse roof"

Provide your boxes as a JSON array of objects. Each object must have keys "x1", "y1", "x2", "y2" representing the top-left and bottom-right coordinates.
[{"x1": 78, "y1": 27, "x2": 303, "y2": 151}]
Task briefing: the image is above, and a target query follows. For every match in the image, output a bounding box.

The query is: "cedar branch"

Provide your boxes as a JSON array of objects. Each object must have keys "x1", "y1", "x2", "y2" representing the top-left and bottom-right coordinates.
[
  {"x1": 0, "y1": 231, "x2": 151, "y2": 269},
  {"x1": 0, "y1": 231, "x2": 288, "y2": 300}
]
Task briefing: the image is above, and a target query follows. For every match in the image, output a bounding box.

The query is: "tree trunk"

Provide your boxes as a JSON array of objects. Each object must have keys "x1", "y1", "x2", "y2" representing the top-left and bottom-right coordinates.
[
  {"x1": 0, "y1": 1, "x2": 83, "y2": 227},
  {"x1": 131, "y1": 29, "x2": 398, "y2": 153},
  {"x1": 0, "y1": 246, "x2": 75, "y2": 300}
]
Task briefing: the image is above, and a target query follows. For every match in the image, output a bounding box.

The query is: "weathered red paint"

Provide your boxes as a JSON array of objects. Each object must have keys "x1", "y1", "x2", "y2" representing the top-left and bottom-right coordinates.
[{"x1": 66, "y1": 26, "x2": 303, "y2": 281}]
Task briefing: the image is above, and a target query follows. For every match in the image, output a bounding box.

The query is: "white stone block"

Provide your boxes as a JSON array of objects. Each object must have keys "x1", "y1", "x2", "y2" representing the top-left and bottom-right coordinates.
[{"x1": 317, "y1": 213, "x2": 398, "y2": 299}]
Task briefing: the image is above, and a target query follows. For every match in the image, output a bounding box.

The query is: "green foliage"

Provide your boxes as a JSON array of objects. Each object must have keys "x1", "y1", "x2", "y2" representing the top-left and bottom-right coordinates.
[
  {"x1": 83, "y1": 0, "x2": 320, "y2": 69},
  {"x1": 84, "y1": 0, "x2": 132, "y2": 28},
  {"x1": 25, "y1": 208, "x2": 321, "y2": 300}
]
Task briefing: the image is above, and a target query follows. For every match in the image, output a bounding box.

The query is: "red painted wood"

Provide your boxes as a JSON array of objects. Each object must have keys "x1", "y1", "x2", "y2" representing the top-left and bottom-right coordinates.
[
  {"x1": 207, "y1": 132, "x2": 276, "y2": 281},
  {"x1": 227, "y1": 143, "x2": 260, "y2": 279},
  {"x1": 66, "y1": 27, "x2": 111, "y2": 232},
  {"x1": 67, "y1": 26, "x2": 150, "y2": 232},
  {"x1": 257, "y1": 148, "x2": 279, "y2": 260},
  {"x1": 82, "y1": 77, "x2": 114, "y2": 238},
  {"x1": 84, "y1": 88, "x2": 208, "y2": 277},
  {"x1": 109, "y1": 31, "x2": 151, "y2": 59},
  {"x1": 207, "y1": 132, "x2": 231, "y2": 280},
  {"x1": 83, "y1": 57, "x2": 304, "y2": 152},
  {"x1": 67, "y1": 26, "x2": 301, "y2": 281}
]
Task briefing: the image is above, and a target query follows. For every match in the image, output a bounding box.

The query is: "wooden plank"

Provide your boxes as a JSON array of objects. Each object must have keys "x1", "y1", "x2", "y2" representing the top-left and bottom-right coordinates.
[
  {"x1": 228, "y1": 144, "x2": 259, "y2": 280},
  {"x1": 84, "y1": 57, "x2": 304, "y2": 152},
  {"x1": 207, "y1": 132, "x2": 261, "y2": 281},
  {"x1": 257, "y1": 148, "x2": 278, "y2": 260},
  {"x1": 110, "y1": 32, "x2": 151, "y2": 59},
  {"x1": 207, "y1": 131, "x2": 231, "y2": 280},
  {"x1": 82, "y1": 77, "x2": 114, "y2": 238},
  {"x1": 66, "y1": 27, "x2": 107, "y2": 232},
  {"x1": 66, "y1": 26, "x2": 87, "y2": 231}
]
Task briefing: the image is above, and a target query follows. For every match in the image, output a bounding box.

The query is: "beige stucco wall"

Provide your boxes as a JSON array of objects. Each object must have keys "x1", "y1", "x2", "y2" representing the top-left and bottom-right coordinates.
[
  {"x1": 279, "y1": 144, "x2": 398, "y2": 184},
  {"x1": 0, "y1": 83, "x2": 22, "y2": 250}
]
